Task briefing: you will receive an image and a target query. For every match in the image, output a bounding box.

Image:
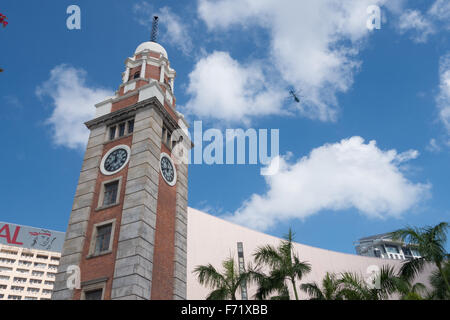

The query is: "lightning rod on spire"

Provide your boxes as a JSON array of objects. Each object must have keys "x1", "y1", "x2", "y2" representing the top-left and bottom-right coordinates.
[{"x1": 151, "y1": 16, "x2": 159, "y2": 43}]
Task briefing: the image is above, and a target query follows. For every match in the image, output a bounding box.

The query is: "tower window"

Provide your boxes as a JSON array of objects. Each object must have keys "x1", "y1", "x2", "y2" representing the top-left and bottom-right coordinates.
[
  {"x1": 94, "y1": 224, "x2": 113, "y2": 255},
  {"x1": 97, "y1": 177, "x2": 122, "y2": 210},
  {"x1": 103, "y1": 181, "x2": 119, "y2": 207},
  {"x1": 118, "y1": 122, "x2": 126, "y2": 137},
  {"x1": 107, "y1": 118, "x2": 135, "y2": 141},
  {"x1": 84, "y1": 289, "x2": 103, "y2": 300},
  {"x1": 127, "y1": 120, "x2": 134, "y2": 134},
  {"x1": 81, "y1": 281, "x2": 107, "y2": 300},
  {"x1": 109, "y1": 126, "x2": 116, "y2": 140},
  {"x1": 88, "y1": 219, "x2": 116, "y2": 258},
  {"x1": 162, "y1": 126, "x2": 172, "y2": 149},
  {"x1": 133, "y1": 71, "x2": 140, "y2": 79}
]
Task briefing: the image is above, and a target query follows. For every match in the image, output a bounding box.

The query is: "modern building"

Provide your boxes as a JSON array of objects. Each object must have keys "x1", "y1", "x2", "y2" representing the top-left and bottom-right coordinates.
[
  {"x1": 186, "y1": 208, "x2": 432, "y2": 300},
  {"x1": 354, "y1": 233, "x2": 422, "y2": 260},
  {"x1": 0, "y1": 222, "x2": 64, "y2": 300}
]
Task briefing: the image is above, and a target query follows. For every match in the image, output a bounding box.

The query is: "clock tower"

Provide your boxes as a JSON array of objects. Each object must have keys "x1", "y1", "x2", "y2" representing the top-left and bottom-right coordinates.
[{"x1": 52, "y1": 26, "x2": 191, "y2": 300}]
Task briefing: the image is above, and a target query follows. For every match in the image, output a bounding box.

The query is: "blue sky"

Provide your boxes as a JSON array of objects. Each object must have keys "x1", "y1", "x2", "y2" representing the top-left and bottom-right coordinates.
[{"x1": 1, "y1": 0, "x2": 449, "y2": 254}]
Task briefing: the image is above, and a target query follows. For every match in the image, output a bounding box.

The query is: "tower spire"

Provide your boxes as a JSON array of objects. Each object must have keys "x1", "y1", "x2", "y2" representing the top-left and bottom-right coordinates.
[{"x1": 151, "y1": 16, "x2": 159, "y2": 43}]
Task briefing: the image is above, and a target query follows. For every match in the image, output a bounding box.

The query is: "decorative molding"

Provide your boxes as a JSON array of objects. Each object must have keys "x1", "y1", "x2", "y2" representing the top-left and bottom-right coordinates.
[{"x1": 85, "y1": 96, "x2": 179, "y2": 133}]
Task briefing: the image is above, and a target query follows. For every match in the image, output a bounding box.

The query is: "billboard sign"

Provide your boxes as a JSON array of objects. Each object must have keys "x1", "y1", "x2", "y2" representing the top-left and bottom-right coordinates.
[{"x1": 0, "y1": 221, "x2": 65, "y2": 252}]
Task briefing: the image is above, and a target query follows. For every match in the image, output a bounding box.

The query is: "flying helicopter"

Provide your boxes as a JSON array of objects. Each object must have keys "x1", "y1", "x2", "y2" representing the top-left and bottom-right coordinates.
[{"x1": 288, "y1": 87, "x2": 302, "y2": 103}]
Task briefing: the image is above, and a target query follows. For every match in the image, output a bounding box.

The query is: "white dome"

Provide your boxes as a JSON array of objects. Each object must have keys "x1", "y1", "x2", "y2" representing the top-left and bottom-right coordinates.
[{"x1": 135, "y1": 41, "x2": 168, "y2": 59}]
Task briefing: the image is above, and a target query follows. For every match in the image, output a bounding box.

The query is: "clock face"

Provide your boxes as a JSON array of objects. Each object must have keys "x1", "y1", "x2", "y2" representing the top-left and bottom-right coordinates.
[
  {"x1": 104, "y1": 148, "x2": 128, "y2": 173},
  {"x1": 160, "y1": 154, "x2": 176, "y2": 186},
  {"x1": 100, "y1": 145, "x2": 131, "y2": 175}
]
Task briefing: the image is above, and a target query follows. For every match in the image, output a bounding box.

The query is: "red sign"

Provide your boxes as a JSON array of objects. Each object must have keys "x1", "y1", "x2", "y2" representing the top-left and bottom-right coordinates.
[{"x1": 0, "y1": 224, "x2": 24, "y2": 245}]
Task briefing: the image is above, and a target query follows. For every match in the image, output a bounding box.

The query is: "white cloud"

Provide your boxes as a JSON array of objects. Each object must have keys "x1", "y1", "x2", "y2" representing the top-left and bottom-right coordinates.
[
  {"x1": 394, "y1": 0, "x2": 450, "y2": 43},
  {"x1": 428, "y1": 0, "x2": 450, "y2": 26},
  {"x1": 36, "y1": 65, "x2": 113, "y2": 150},
  {"x1": 426, "y1": 138, "x2": 441, "y2": 153},
  {"x1": 183, "y1": 51, "x2": 286, "y2": 124},
  {"x1": 397, "y1": 9, "x2": 435, "y2": 43},
  {"x1": 225, "y1": 137, "x2": 430, "y2": 231},
  {"x1": 437, "y1": 53, "x2": 450, "y2": 134},
  {"x1": 196, "y1": 0, "x2": 389, "y2": 122}
]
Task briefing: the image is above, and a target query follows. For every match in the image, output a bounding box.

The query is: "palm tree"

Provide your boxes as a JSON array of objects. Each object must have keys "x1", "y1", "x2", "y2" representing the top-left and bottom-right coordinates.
[
  {"x1": 427, "y1": 261, "x2": 450, "y2": 299},
  {"x1": 391, "y1": 222, "x2": 450, "y2": 294},
  {"x1": 252, "y1": 229, "x2": 311, "y2": 300},
  {"x1": 193, "y1": 255, "x2": 249, "y2": 300},
  {"x1": 337, "y1": 271, "x2": 380, "y2": 300},
  {"x1": 377, "y1": 265, "x2": 427, "y2": 300},
  {"x1": 337, "y1": 265, "x2": 427, "y2": 300},
  {"x1": 300, "y1": 272, "x2": 344, "y2": 300}
]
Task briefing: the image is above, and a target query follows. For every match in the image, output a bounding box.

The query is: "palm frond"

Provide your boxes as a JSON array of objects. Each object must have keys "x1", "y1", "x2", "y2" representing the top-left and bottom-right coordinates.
[{"x1": 193, "y1": 264, "x2": 226, "y2": 289}]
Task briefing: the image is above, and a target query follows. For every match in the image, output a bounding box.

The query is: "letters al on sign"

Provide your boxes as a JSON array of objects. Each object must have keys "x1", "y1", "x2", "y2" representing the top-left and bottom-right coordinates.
[{"x1": 0, "y1": 222, "x2": 65, "y2": 253}]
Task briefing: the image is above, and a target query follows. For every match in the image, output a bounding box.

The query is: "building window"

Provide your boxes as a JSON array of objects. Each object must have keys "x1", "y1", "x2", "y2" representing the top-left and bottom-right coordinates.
[
  {"x1": 385, "y1": 245, "x2": 400, "y2": 254},
  {"x1": 11, "y1": 286, "x2": 24, "y2": 292},
  {"x1": 80, "y1": 279, "x2": 107, "y2": 300},
  {"x1": 32, "y1": 271, "x2": 44, "y2": 277},
  {"x1": 95, "y1": 224, "x2": 112, "y2": 255},
  {"x1": 84, "y1": 289, "x2": 103, "y2": 300},
  {"x1": 97, "y1": 178, "x2": 122, "y2": 210},
  {"x1": 162, "y1": 125, "x2": 173, "y2": 149},
  {"x1": 21, "y1": 252, "x2": 34, "y2": 258},
  {"x1": 18, "y1": 260, "x2": 31, "y2": 266},
  {"x1": 13, "y1": 277, "x2": 27, "y2": 284},
  {"x1": 118, "y1": 122, "x2": 126, "y2": 137},
  {"x1": 0, "y1": 267, "x2": 12, "y2": 272},
  {"x1": 88, "y1": 220, "x2": 116, "y2": 258},
  {"x1": 34, "y1": 262, "x2": 47, "y2": 268},
  {"x1": 127, "y1": 120, "x2": 134, "y2": 134},
  {"x1": 103, "y1": 181, "x2": 119, "y2": 207},
  {"x1": 107, "y1": 118, "x2": 135, "y2": 141},
  {"x1": 109, "y1": 126, "x2": 116, "y2": 140},
  {"x1": 30, "y1": 279, "x2": 42, "y2": 284},
  {"x1": 133, "y1": 71, "x2": 140, "y2": 79},
  {"x1": 16, "y1": 269, "x2": 29, "y2": 274}
]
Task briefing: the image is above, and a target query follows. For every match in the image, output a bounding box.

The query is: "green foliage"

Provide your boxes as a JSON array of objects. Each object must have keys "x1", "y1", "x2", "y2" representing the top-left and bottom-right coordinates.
[
  {"x1": 193, "y1": 256, "x2": 250, "y2": 300},
  {"x1": 251, "y1": 228, "x2": 311, "y2": 300}
]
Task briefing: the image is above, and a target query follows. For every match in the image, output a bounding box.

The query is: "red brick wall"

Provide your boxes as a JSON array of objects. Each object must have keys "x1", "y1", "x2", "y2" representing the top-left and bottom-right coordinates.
[
  {"x1": 146, "y1": 64, "x2": 160, "y2": 81},
  {"x1": 150, "y1": 143, "x2": 177, "y2": 299},
  {"x1": 111, "y1": 95, "x2": 139, "y2": 113}
]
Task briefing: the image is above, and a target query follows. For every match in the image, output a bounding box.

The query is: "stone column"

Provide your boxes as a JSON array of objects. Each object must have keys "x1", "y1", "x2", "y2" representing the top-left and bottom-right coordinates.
[
  {"x1": 111, "y1": 106, "x2": 163, "y2": 300},
  {"x1": 52, "y1": 125, "x2": 106, "y2": 300}
]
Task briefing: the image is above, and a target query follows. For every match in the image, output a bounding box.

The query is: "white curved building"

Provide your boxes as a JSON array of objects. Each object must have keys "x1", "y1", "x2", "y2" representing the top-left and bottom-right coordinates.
[{"x1": 186, "y1": 207, "x2": 433, "y2": 299}]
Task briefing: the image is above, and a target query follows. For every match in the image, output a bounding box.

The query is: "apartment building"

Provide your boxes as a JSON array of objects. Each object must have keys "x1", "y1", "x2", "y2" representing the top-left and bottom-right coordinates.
[
  {"x1": 0, "y1": 222, "x2": 64, "y2": 300},
  {"x1": 354, "y1": 232, "x2": 422, "y2": 260}
]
